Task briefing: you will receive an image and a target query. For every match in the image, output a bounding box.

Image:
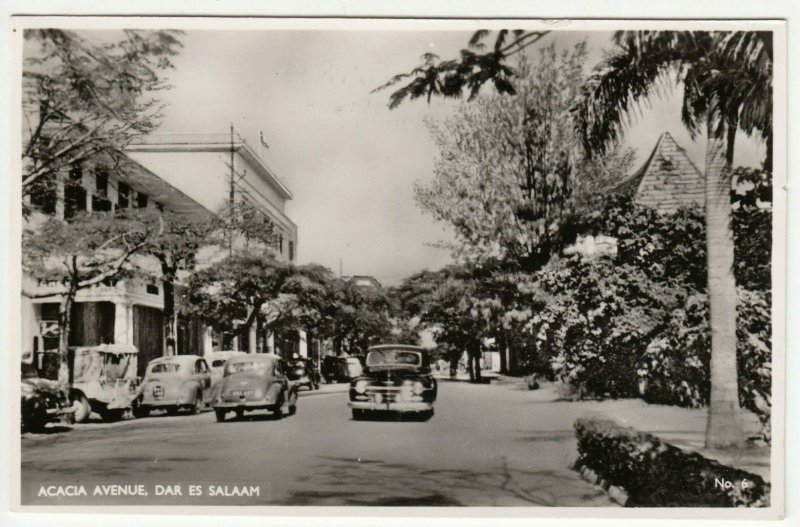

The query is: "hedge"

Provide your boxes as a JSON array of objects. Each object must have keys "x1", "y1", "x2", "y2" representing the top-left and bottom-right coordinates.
[{"x1": 573, "y1": 418, "x2": 770, "y2": 507}]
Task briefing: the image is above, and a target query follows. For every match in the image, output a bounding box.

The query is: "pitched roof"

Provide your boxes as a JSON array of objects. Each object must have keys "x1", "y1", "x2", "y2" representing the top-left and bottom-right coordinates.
[{"x1": 613, "y1": 132, "x2": 705, "y2": 213}]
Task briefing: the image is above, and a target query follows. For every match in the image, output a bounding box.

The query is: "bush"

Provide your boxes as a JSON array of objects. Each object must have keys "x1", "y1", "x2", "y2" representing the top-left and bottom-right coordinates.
[{"x1": 574, "y1": 418, "x2": 770, "y2": 507}]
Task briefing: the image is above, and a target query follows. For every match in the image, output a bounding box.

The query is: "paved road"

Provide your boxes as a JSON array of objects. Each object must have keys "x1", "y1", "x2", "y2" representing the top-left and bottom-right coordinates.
[{"x1": 21, "y1": 379, "x2": 615, "y2": 507}]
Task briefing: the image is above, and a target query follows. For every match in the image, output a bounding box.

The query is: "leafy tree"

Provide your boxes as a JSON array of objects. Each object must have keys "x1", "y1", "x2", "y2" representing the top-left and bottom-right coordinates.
[
  {"x1": 21, "y1": 210, "x2": 163, "y2": 385},
  {"x1": 572, "y1": 30, "x2": 772, "y2": 448},
  {"x1": 416, "y1": 46, "x2": 634, "y2": 272},
  {"x1": 22, "y1": 30, "x2": 182, "y2": 212},
  {"x1": 397, "y1": 266, "x2": 486, "y2": 381},
  {"x1": 144, "y1": 199, "x2": 281, "y2": 354},
  {"x1": 184, "y1": 251, "x2": 290, "y2": 346},
  {"x1": 375, "y1": 30, "x2": 551, "y2": 108}
]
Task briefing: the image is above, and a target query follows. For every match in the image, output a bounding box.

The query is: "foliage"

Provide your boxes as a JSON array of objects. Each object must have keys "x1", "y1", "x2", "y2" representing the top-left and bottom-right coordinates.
[
  {"x1": 22, "y1": 209, "x2": 162, "y2": 296},
  {"x1": 574, "y1": 418, "x2": 770, "y2": 507},
  {"x1": 417, "y1": 46, "x2": 634, "y2": 271},
  {"x1": 374, "y1": 30, "x2": 551, "y2": 109},
  {"x1": 523, "y1": 172, "x2": 772, "y2": 438},
  {"x1": 22, "y1": 29, "x2": 182, "y2": 205},
  {"x1": 184, "y1": 251, "x2": 290, "y2": 336},
  {"x1": 572, "y1": 31, "x2": 772, "y2": 159}
]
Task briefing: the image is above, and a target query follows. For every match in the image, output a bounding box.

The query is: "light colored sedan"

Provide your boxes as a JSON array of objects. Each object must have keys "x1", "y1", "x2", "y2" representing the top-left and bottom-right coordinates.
[
  {"x1": 136, "y1": 355, "x2": 212, "y2": 417},
  {"x1": 213, "y1": 354, "x2": 298, "y2": 422}
]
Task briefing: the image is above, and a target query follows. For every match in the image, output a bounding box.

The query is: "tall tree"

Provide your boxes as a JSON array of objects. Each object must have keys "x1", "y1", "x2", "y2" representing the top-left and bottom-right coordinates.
[
  {"x1": 571, "y1": 30, "x2": 772, "y2": 448},
  {"x1": 416, "y1": 45, "x2": 634, "y2": 271},
  {"x1": 22, "y1": 30, "x2": 182, "y2": 212},
  {"x1": 22, "y1": 210, "x2": 163, "y2": 385}
]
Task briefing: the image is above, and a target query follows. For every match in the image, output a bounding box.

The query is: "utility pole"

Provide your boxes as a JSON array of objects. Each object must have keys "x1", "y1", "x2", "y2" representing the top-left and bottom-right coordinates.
[{"x1": 229, "y1": 123, "x2": 236, "y2": 256}]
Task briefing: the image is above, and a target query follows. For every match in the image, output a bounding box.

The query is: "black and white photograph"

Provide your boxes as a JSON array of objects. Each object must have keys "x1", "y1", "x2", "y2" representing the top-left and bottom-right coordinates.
[{"x1": 7, "y1": 13, "x2": 787, "y2": 519}]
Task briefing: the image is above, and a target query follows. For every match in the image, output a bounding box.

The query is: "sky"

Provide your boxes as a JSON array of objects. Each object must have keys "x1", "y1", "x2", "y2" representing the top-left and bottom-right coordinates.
[{"x1": 151, "y1": 29, "x2": 766, "y2": 286}]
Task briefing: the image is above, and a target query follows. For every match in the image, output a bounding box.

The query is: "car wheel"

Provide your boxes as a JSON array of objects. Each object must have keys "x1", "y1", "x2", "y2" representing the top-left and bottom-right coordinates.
[
  {"x1": 72, "y1": 394, "x2": 91, "y2": 423},
  {"x1": 22, "y1": 405, "x2": 47, "y2": 433},
  {"x1": 133, "y1": 406, "x2": 150, "y2": 418},
  {"x1": 190, "y1": 393, "x2": 202, "y2": 415},
  {"x1": 419, "y1": 409, "x2": 435, "y2": 421},
  {"x1": 167, "y1": 407, "x2": 179, "y2": 416},
  {"x1": 352, "y1": 409, "x2": 366, "y2": 421},
  {"x1": 235, "y1": 409, "x2": 244, "y2": 419},
  {"x1": 214, "y1": 409, "x2": 227, "y2": 422}
]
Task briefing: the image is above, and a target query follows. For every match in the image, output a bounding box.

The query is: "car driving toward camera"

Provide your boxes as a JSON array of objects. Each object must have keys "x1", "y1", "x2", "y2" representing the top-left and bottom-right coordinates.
[
  {"x1": 213, "y1": 354, "x2": 298, "y2": 422},
  {"x1": 348, "y1": 344, "x2": 437, "y2": 420}
]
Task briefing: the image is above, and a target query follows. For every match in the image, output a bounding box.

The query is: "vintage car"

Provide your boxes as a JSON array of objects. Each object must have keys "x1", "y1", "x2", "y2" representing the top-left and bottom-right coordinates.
[
  {"x1": 213, "y1": 354, "x2": 298, "y2": 422},
  {"x1": 321, "y1": 355, "x2": 363, "y2": 384},
  {"x1": 349, "y1": 344, "x2": 437, "y2": 420},
  {"x1": 21, "y1": 362, "x2": 75, "y2": 432},
  {"x1": 205, "y1": 350, "x2": 247, "y2": 401},
  {"x1": 136, "y1": 355, "x2": 212, "y2": 417},
  {"x1": 34, "y1": 344, "x2": 140, "y2": 422},
  {"x1": 286, "y1": 357, "x2": 320, "y2": 391}
]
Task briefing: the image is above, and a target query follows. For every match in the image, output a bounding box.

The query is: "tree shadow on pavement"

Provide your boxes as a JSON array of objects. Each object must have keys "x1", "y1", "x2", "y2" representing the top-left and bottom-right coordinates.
[{"x1": 284, "y1": 455, "x2": 615, "y2": 507}]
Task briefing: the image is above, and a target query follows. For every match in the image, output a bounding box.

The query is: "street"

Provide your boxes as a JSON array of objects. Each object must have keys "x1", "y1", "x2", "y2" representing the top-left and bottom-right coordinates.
[{"x1": 21, "y1": 379, "x2": 615, "y2": 507}]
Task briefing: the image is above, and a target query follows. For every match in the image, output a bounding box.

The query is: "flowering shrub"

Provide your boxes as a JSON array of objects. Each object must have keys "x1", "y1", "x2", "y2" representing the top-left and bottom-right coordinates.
[{"x1": 522, "y1": 171, "x2": 772, "y2": 440}]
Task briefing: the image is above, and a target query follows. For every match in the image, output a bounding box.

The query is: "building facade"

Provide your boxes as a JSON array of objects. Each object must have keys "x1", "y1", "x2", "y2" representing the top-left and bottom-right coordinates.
[{"x1": 22, "y1": 130, "x2": 299, "y2": 374}]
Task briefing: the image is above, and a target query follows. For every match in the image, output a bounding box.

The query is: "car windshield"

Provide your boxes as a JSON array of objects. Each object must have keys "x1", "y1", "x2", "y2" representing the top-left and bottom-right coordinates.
[
  {"x1": 150, "y1": 362, "x2": 181, "y2": 374},
  {"x1": 366, "y1": 349, "x2": 421, "y2": 369},
  {"x1": 211, "y1": 359, "x2": 227, "y2": 368},
  {"x1": 226, "y1": 360, "x2": 271, "y2": 375}
]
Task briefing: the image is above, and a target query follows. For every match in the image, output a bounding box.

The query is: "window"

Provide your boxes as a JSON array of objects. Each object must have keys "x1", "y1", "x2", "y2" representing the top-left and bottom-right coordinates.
[
  {"x1": 136, "y1": 192, "x2": 148, "y2": 209},
  {"x1": 288, "y1": 240, "x2": 295, "y2": 261},
  {"x1": 117, "y1": 181, "x2": 130, "y2": 208},
  {"x1": 92, "y1": 171, "x2": 112, "y2": 212},
  {"x1": 146, "y1": 284, "x2": 159, "y2": 295},
  {"x1": 195, "y1": 359, "x2": 209, "y2": 374},
  {"x1": 64, "y1": 166, "x2": 87, "y2": 219},
  {"x1": 28, "y1": 176, "x2": 57, "y2": 214}
]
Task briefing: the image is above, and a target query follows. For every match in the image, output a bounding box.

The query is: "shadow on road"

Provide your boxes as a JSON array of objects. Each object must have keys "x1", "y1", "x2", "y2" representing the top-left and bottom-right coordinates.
[{"x1": 284, "y1": 455, "x2": 611, "y2": 506}]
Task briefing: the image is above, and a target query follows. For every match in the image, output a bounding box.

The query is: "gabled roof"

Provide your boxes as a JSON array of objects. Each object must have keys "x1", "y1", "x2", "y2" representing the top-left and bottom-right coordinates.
[{"x1": 612, "y1": 132, "x2": 705, "y2": 213}]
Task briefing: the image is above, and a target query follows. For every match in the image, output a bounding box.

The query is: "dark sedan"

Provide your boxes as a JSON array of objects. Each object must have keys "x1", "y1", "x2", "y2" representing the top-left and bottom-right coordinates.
[{"x1": 348, "y1": 345, "x2": 437, "y2": 421}]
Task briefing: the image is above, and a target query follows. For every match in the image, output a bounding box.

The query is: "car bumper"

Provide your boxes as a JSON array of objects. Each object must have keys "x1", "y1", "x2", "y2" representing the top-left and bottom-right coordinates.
[
  {"x1": 213, "y1": 400, "x2": 278, "y2": 411},
  {"x1": 47, "y1": 406, "x2": 76, "y2": 417},
  {"x1": 140, "y1": 397, "x2": 191, "y2": 408},
  {"x1": 349, "y1": 400, "x2": 433, "y2": 412}
]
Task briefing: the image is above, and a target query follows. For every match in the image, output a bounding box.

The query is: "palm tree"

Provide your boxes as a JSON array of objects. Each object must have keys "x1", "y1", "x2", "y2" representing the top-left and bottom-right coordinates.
[{"x1": 572, "y1": 30, "x2": 772, "y2": 448}]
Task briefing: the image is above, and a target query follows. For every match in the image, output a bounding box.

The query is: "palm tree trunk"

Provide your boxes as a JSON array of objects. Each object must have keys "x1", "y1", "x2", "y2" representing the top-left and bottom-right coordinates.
[{"x1": 703, "y1": 126, "x2": 744, "y2": 449}]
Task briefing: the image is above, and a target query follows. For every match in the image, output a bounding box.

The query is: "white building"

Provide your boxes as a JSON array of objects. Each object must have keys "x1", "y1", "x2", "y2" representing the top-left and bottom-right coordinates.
[{"x1": 22, "y1": 130, "x2": 299, "y2": 375}]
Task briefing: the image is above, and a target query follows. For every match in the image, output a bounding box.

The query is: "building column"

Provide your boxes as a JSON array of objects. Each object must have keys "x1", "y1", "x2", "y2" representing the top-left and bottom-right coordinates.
[
  {"x1": 298, "y1": 330, "x2": 308, "y2": 358},
  {"x1": 114, "y1": 301, "x2": 133, "y2": 346},
  {"x1": 266, "y1": 333, "x2": 275, "y2": 355},
  {"x1": 248, "y1": 323, "x2": 257, "y2": 354},
  {"x1": 203, "y1": 327, "x2": 214, "y2": 356}
]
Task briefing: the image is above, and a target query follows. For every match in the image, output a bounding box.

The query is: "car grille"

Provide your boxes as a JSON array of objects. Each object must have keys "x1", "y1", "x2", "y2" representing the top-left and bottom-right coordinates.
[{"x1": 364, "y1": 386, "x2": 405, "y2": 404}]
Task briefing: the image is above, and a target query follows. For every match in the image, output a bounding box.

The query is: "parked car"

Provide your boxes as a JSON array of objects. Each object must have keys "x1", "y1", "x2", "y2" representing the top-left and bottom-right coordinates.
[
  {"x1": 213, "y1": 354, "x2": 298, "y2": 422},
  {"x1": 21, "y1": 362, "x2": 75, "y2": 432},
  {"x1": 349, "y1": 344, "x2": 437, "y2": 420},
  {"x1": 321, "y1": 355, "x2": 363, "y2": 383},
  {"x1": 136, "y1": 355, "x2": 212, "y2": 417},
  {"x1": 36, "y1": 344, "x2": 140, "y2": 422},
  {"x1": 286, "y1": 357, "x2": 320, "y2": 390},
  {"x1": 205, "y1": 350, "x2": 247, "y2": 401}
]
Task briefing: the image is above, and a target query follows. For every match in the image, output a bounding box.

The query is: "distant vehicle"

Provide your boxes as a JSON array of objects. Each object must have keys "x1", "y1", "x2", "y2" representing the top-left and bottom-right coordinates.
[
  {"x1": 213, "y1": 354, "x2": 298, "y2": 422},
  {"x1": 286, "y1": 357, "x2": 320, "y2": 391},
  {"x1": 349, "y1": 344, "x2": 437, "y2": 421},
  {"x1": 136, "y1": 355, "x2": 212, "y2": 417},
  {"x1": 321, "y1": 355, "x2": 363, "y2": 384},
  {"x1": 21, "y1": 362, "x2": 74, "y2": 432}
]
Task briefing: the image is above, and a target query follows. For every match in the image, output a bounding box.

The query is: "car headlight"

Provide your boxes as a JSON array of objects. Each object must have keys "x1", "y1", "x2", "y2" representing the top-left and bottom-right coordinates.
[
  {"x1": 354, "y1": 380, "x2": 368, "y2": 394},
  {"x1": 412, "y1": 381, "x2": 425, "y2": 395}
]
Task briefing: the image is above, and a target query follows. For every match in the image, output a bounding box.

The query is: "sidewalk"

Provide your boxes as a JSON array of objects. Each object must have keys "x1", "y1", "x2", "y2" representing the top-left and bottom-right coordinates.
[{"x1": 495, "y1": 378, "x2": 770, "y2": 481}]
